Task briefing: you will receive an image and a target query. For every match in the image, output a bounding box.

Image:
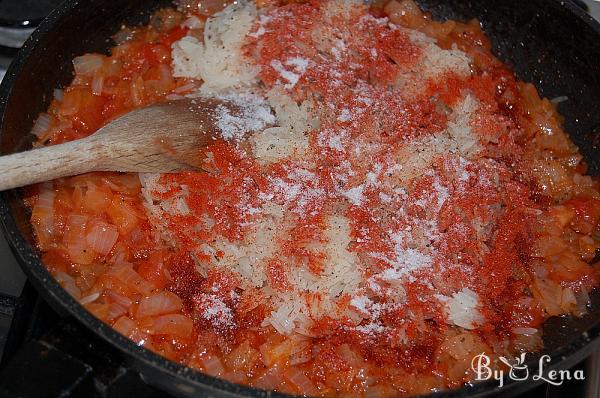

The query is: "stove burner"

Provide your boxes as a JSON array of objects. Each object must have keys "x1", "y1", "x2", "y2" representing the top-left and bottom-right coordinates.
[
  {"x1": 0, "y1": 0, "x2": 63, "y2": 28},
  {"x1": 0, "y1": 0, "x2": 63, "y2": 48},
  {"x1": 0, "y1": 285, "x2": 167, "y2": 398}
]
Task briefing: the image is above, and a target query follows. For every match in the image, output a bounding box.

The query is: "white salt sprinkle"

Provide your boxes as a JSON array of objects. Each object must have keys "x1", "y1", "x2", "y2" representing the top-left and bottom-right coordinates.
[
  {"x1": 208, "y1": 91, "x2": 276, "y2": 141},
  {"x1": 249, "y1": 14, "x2": 272, "y2": 38},
  {"x1": 354, "y1": 323, "x2": 386, "y2": 336},
  {"x1": 195, "y1": 293, "x2": 235, "y2": 329},
  {"x1": 271, "y1": 60, "x2": 300, "y2": 89},
  {"x1": 338, "y1": 108, "x2": 352, "y2": 122},
  {"x1": 343, "y1": 185, "x2": 365, "y2": 206},
  {"x1": 350, "y1": 295, "x2": 373, "y2": 314},
  {"x1": 285, "y1": 57, "x2": 309, "y2": 73}
]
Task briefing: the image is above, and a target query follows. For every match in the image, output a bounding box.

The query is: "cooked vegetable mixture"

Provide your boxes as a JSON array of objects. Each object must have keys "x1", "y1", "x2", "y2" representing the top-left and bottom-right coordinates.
[{"x1": 27, "y1": 0, "x2": 600, "y2": 396}]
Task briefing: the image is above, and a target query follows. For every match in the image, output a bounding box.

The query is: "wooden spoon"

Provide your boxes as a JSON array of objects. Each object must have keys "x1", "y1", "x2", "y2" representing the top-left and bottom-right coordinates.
[{"x1": 0, "y1": 98, "x2": 235, "y2": 191}]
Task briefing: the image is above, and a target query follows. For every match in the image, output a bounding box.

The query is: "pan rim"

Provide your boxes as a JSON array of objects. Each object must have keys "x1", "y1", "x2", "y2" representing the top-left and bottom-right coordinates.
[{"x1": 1, "y1": 0, "x2": 600, "y2": 397}]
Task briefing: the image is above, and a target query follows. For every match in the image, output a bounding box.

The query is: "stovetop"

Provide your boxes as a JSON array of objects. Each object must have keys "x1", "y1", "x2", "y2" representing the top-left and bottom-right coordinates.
[{"x1": 1, "y1": 1, "x2": 600, "y2": 397}]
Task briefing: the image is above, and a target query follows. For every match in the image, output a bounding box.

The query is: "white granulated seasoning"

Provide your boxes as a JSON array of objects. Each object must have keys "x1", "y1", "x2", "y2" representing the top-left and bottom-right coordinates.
[
  {"x1": 338, "y1": 108, "x2": 352, "y2": 122},
  {"x1": 342, "y1": 185, "x2": 365, "y2": 206},
  {"x1": 206, "y1": 91, "x2": 276, "y2": 141},
  {"x1": 154, "y1": 0, "x2": 549, "y2": 342},
  {"x1": 270, "y1": 60, "x2": 301, "y2": 89},
  {"x1": 193, "y1": 293, "x2": 235, "y2": 329}
]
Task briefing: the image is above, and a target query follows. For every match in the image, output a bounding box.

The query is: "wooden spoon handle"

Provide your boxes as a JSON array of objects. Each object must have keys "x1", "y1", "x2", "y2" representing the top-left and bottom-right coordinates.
[{"x1": 0, "y1": 139, "x2": 98, "y2": 191}]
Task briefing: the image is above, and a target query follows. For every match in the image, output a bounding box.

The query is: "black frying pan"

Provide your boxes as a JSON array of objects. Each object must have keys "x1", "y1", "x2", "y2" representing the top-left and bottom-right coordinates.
[{"x1": 1, "y1": 0, "x2": 600, "y2": 397}]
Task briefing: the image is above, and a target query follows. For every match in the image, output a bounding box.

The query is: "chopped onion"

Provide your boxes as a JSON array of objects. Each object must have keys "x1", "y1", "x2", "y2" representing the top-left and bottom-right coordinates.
[
  {"x1": 202, "y1": 355, "x2": 225, "y2": 376},
  {"x1": 173, "y1": 81, "x2": 197, "y2": 94},
  {"x1": 109, "y1": 246, "x2": 128, "y2": 266},
  {"x1": 53, "y1": 89, "x2": 64, "y2": 102},
  {"x1": 113, "y1": 28, "x2": 134, "y2": 45},
  {"x1": 107, "y1": 290, "x2": 133, "y2": 307},
  {"x1": 31, "y1": 188, "x2": 55, "y2": 239},
  {"x1": 55, "y1": 271, "x2": 82, "y2": 299},
  {"x1": 166, "y1": 94, "x2": 184, "y2": 101},
  {"x1": 575, "y1": 287, "x2": 591, "y2": 316},
  {"x1": 162, "y1": 268, "x2": 173, "y2": 283},
  {"x1": 226, "y1": 341, "x2": 259, "y2": 372},
  {"x1": 110, "y1": 263, "x2": 154, "y2": 295},
  {"x1": 159, "y1": 64, "x2": 172, "y2": 83},
  {"x1": 131, "y1": 76, "x2": 144, "y2": 106},
  {"x1": 151, "y1": 314, "x2": 193, "y2": 338},
  {"x1": 113, "y1": 316, "x2": 136, "y2": 337},
  {"x1": 336, "y1": 344, "x2": 362, "y2": 367},
  {"x1": 561, "y1": 287, "x2": 577, "y2": 313},
  {"x1": 91, "y1": 75, "x2": 104, "y2": 96},
  {"x1": 223, "y1": 371, "x2": 247, "y2": 384},
  {"x1": 80, "y1": 292, "x2": 101, "y2": 305},
  {"x1": 532, "y1": 278, "x2": 562, "y2": 316},
  {"x1": 182, "y1": 16, "x2": 203, "y2": 29},
  {"x1": 65, "y1": 214, "x2": 95, "y2": 265},
  {"x1": 30, "y1": 113, "x2": 52, "y2": 137},
  {"x1": 289, "y1": 348, "x2": 311, "y2": 365},
  {"x1": 512, "y1": 327, "x2": 538, "y2": 336},
  {"x1": 86, "y1": 221, "x2": 119, "y2": 255},
  {"x1": 101, "y1": 174, "x2": 141, "y2": 193},
  {"x1": 136, "y1": 291, "x2": 183, "y2": 318},
  {"x1": 284, "y1": 368, "x2": 318, "y2": 395},
  {"x1": 107, "y1": 303, "x2": 128, "y2": 320},
  {"x1": 73, "y1": 54, "x2": 104, "y2": 76},
  {"x1": 67, "y1": 213, "x2": 88, "y2": 229},
  {"x1": 254, "y1": 367, "x2": 285, "y2": 390},
  {"x1": 550, "y1": 96, "x2": 568, "y2": 105}
]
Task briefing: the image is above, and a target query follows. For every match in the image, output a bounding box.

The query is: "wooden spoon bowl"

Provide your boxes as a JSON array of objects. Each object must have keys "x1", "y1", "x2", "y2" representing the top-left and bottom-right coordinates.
[{"x1": 0, "y1": 98, "x2": 236, "y2": 191}]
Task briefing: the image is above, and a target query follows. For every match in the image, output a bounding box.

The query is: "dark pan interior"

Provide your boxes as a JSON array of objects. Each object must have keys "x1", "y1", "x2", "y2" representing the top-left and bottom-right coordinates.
[{"x1": 1, "y1": 0, "x2": 600, "y2": 397}]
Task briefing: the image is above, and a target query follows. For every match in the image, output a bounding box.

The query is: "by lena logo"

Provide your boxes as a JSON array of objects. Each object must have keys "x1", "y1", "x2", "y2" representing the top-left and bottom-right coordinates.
[{"x1": 471, "y1": 353, "x2": 585, "y2": 388}]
